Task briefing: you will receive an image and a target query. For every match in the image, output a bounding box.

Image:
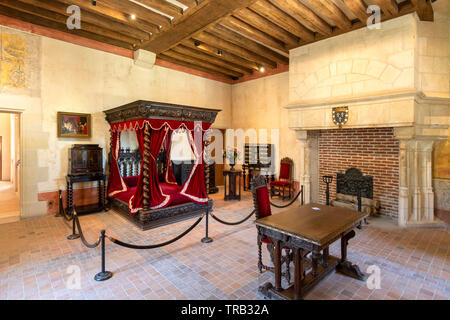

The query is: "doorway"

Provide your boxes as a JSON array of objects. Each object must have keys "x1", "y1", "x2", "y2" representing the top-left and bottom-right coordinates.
[{"x1": 0, "y1": 112, "x2": 20, "y2": 224}]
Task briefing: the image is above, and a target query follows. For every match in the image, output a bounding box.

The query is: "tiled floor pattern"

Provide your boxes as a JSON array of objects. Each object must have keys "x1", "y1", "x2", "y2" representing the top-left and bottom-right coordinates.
[{"x1": 0, "y1": 190, "x2": 449, "y2": 300}]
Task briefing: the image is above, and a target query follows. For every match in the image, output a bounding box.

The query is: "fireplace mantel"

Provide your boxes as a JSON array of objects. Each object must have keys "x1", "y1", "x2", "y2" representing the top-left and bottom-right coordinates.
[
  {"x1": 287, "y1": 90, "x2": 449, "y2": 228},
  {"x1": 286, "y1": 90, "x2": 450, "y2": 134}
]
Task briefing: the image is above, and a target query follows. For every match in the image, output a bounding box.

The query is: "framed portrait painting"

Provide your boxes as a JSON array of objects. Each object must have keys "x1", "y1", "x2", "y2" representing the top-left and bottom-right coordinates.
[{"x1": 57, "y1": 112, "x2": 91, "y2": 138}]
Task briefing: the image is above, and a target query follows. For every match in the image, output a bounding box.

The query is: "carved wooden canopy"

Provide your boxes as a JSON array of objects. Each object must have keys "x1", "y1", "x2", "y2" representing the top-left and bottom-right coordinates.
[{"x1": 104, "y1": 100, "x2": 221, "y2": 124}]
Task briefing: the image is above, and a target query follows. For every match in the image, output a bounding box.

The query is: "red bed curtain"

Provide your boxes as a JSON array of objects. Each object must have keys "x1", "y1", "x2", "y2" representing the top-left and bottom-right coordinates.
[
  {"x1": 129, "y1": 125, "x2": 171, "y2": 214},
  {"x1": 163, "y1": 129, "x2": 177, "y2": 185},
  {"x1": 180, "y1": 127, "x2": 208, "y2": 204},
  {"x1": 109, "y1": 120, "x2": 211, "y2": 214},
  {"x1": 107, "y1": 130, "x2": 127, "y2": 197}
]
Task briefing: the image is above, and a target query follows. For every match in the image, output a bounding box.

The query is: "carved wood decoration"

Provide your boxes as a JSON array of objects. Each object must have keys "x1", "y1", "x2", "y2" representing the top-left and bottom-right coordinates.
[
  {"x1": 118, "y1": 148, "x2": 142, "y2": 177},
  {"x1": 143, "y1": 123, "x2": 151, "y2": 210},
  {"x1": 104, "y1": 100, "x2": 220, "y2": 230},
  {"x1": 104, "y1": 100, "x2": 220, "y2": 124},
  {"x1": 0, "y1": 0, "x2": 434, "y2": 81}
]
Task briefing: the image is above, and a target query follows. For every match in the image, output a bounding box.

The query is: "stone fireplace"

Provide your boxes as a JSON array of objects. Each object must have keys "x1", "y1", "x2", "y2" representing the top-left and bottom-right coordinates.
[{"x1": 286, "y1": 12, "x2": 450, "y2": 227}]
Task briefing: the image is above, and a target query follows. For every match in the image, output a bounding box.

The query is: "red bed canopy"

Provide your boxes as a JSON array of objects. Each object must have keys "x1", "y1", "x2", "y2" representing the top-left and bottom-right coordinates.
[{"x1": 108, "y1": 118, "x2": 212, "y2": 215}]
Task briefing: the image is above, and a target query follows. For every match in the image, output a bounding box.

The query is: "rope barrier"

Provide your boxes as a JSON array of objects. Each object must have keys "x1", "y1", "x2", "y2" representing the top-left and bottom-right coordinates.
[
  {"x1": 73, "y1": 212, "x2": 101, "y2": 249},
  {"x1": 106, "y1": 214, "x2": 205, "y2": 250},
  {"x1": 209, "y1": 210, "x2": 256, "y2": 226},
  {"x1": 270, "y1": 188, "x2": 303, "y2": 209}
]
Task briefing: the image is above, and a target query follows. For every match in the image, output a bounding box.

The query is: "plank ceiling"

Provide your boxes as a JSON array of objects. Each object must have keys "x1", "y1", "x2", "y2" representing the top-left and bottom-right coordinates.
[{"x1": 0, "y1": 0, "x2": 435, "y2": 80}]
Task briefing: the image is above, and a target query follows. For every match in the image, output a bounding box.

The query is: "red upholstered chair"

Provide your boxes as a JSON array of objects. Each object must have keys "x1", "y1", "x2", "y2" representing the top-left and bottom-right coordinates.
[
  {"x1": 252, "y1": 175, "x2": 292, "y2": 284},
  {"x1": 270, "y1": 157, "x2": 293, "y2": 200}
]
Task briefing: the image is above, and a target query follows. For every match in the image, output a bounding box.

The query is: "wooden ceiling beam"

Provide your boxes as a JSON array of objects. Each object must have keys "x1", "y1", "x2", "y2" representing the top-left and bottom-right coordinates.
[
  {"x1": 163, "y1": 49, "x2": 244, "y2": 78},
  {"x1": 173, "y1": 45, "x2": 253, "y2": 74},
  {"x1": 56, "y1": 0, "x2": 160, "y2": 35},
  {"x1": 221, "y1": 16, "x2": 287, "y2": 53},
  {"x1": 250, "y1": 0, "x2": 314, "y2": 42},
  {"x1": 341, "y1": 0, "x2": 369, "y2": 24},
  {"x1": 0, "y1": 4, "x2": 134, "y2": 49},
  {"x1": 269, "y1": 0, "x2": 332, "y2": 36},
  {"x1": 210, "y1": 24, "x2": 288, "y2": 65},
  {"x1": 141, "y1": 0, "x2": 259, "y2": 54},
  {"x1": 182, "y1": 38, "x2": 260, "y2": 72},
  {"x1": 233, "y1": 8, "x2": 300, "y2": 47},
  {"x1": 307, "y1": 0, "x2": 352, "y2": 30},
  {"x1": 0, "y1": 0, "x2": 139, "y2": 45},
  {"x1": 158, "y1": 53, "x2": 234, "y2": 80},
  {"x1": 193, "y1": 31, "x2": 278, "y2": 68},
  {"x1": 18, "y1": 0, "x2": 150, "y2": 41},
  {"x1": 410, "y1": 0, "x2": 434, "y2": 21},
  {"x1": 133, "y1": 0, "x2": 183, "y2": 18},
  {"x1": 104, "y1": 0, "x2": 171, "y2": 28},
  {"x1": 375, "y1": 0, "x2": 399, "y2": 17}
]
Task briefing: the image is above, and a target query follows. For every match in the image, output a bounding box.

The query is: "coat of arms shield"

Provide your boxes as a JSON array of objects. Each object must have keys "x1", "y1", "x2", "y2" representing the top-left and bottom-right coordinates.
[{"x1": 332, "y1": 106, "x2": 349, "y2": 128}]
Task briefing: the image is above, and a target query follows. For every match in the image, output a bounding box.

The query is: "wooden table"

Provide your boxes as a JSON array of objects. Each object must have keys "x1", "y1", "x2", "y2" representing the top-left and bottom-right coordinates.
[
  {"x1": 66, "y1": 173, "x2": 106, "y2": 215},
  {"x1": 255, "y1": 203, "x2": 368, "y2": 300},
  {"x1": 223, "y1": 170, "x2": 242, "y2": 201}
]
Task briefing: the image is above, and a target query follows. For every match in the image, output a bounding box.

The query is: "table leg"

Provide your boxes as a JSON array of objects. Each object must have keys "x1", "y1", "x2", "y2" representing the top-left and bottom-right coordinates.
[
  {"x1": 323, "y1": 247, "x2": 329, "y2": 268},
  {"x1": 66, "y1": 181, "x2": 70, "y2": 213},
  {"x1": 311, "y1": 247, "x2": 319, "y2": 277},
  {"x1": 337, "y1": 230, "x2": 366, "y2": 281},
  {"x1": 294, "y1": 248, "x2": 304, "y2": 300},
  {"x1": 274, "y1": 240, "x2": 282, "y2": 291},
  {"x1": 224, "y1": 174, "x2": 228, "y2": 200},
  {"x1": 98, "y1": 179, "x2": 102, "y2": 208},
  {"x1": 238, "y1": 174, "x2": 241, "y2": 200}
]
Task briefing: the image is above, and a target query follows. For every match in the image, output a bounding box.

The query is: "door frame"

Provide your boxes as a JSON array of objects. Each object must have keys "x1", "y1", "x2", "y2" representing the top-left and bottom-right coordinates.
[
  {"x1": 0, "y1": 108, "x2": 23, "y2": 218},
  {"x1": 0, "y1": 136, "x2": 2, "y2": 181}
]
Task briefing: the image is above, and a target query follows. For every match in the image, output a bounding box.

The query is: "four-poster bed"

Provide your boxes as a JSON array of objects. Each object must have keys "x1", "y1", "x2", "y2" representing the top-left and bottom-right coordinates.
[{"x1": 104, "y1": 101, "x2": 220, "y2": 230}]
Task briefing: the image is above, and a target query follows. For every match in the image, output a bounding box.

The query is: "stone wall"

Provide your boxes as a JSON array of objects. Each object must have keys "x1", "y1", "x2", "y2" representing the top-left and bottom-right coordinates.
[
  {"x1": 318, "y1": 127, "x2": 399, "y2": 218},
  {"x1": 290, "y1": 15, "x2": 417, "y2": 104}
]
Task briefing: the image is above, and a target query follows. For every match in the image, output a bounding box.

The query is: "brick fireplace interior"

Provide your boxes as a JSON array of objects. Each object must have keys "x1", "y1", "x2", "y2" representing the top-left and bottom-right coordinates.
[{"x1": 317, "y1": 127, "x2": 400, "y2": 218}]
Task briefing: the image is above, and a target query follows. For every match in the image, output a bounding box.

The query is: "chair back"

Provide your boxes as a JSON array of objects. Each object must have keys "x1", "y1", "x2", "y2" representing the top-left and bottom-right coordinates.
[
  {"x1": 279, "y1": 157, "x2": 293, "y2": 180},
  {"x1": 251, "y1": 175, "x2": 272, "y2": 219}
]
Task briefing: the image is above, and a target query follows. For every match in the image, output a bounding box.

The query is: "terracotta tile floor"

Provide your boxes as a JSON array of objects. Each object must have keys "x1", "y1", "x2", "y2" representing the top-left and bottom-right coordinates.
[
  {"x1": 0, "y1": 181, "x2": 20, "y2": 225},
  {"x1": 0, "y1": 189, "x2": 449, "y2": 300}
]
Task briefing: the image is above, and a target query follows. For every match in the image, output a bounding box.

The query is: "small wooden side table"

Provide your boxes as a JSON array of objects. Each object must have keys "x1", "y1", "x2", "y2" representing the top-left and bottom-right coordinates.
[
  {"x1": 223, "y1": 170, "x2": 242, "y2": 201},
  {"x1": 66, "y1": 173, "x2": 107, "y2": 215}
]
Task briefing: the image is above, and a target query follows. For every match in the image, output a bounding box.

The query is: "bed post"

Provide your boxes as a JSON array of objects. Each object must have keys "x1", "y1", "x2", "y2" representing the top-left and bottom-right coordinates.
[{"x1": 143, "y1": 123, "x2": 151, "y2": 210}]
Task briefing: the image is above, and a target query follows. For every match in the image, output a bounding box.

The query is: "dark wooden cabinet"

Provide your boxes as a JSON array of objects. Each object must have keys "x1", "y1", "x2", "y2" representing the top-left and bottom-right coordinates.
[
  {"x1": 242, "y1": 144, "x2": 275, "y2": 190},
  {"x1": 68, "y1": 144, "x2": 103, "y2": 175}
]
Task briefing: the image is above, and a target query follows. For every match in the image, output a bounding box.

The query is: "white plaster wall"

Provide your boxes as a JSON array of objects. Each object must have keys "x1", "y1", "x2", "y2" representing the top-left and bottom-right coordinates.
[
  {"x1": 231, "y1": 72, "x2": 302, "y2": 181},
  {"x1": 0, "y1": 27, "x2": 232, "y2": 218}
]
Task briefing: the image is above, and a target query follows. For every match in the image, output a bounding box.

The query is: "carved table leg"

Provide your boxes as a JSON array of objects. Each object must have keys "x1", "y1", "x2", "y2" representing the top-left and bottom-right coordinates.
[
  {"x1": 336, "y1": 230, "x2": 366, "y2": 281},
  {"x1": 322, "y1": 247, "x2": 329, "y2": 268},
  {"x1": 274, "y1": 240, "x2": 282, "y2": 291},
  {"x1": 294, "y1": 248, "x2": 304, "y2": 300},
  {"x1": 311, "y1": 247, "x2": 320, "y2": 277}
]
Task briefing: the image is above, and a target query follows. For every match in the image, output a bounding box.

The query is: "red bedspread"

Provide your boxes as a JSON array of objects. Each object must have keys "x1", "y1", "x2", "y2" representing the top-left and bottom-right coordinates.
[{"x1": 114, "y1": 178, "x2": 191, "y2": 208}]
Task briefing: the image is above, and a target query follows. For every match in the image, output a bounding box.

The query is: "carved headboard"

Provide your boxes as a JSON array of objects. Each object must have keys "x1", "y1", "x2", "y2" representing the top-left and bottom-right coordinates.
[
  {"x1": 118, "y1": 148, "x2": 167, "y2": 178},
  {"x1": 118, "y1": 148, "x2": 142, "y2": 177}
]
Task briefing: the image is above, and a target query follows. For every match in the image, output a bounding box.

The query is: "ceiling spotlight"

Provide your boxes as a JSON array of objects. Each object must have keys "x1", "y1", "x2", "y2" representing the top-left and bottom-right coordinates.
[
  {"x1": 194, "y1": 41, "x2": 201, "y2": 47},
  {"x1": 217, "y1": 50, "x2": 223, "y2": 56},
  {"x1": 259, "y1": 66, "x2": 265, "y2": 73},
  {"x1": 130, "y1": 14, "x2": 136, "y2": 20}
]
